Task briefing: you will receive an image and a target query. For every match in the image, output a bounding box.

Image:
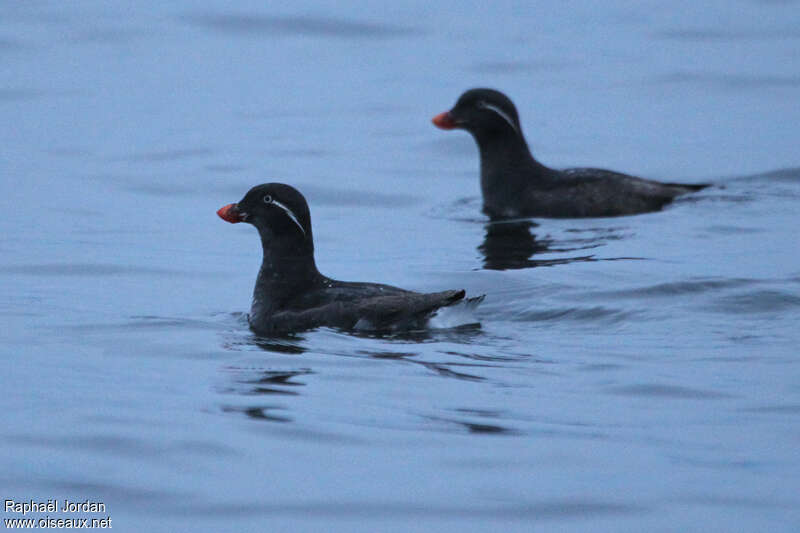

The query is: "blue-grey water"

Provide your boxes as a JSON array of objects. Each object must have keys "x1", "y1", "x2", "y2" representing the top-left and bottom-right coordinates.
[{"x1": 2, "y1": 1, "x2": 800, "y2": 531}]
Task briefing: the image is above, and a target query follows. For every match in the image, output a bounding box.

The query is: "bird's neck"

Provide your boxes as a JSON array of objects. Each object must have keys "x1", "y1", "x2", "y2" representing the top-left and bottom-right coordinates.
[
  {"x1": 473, "y1": 129, "x2": 556, "y2": 216},
  {"x1": 251, "y1": 237, "x2": 322, "y2": 318}
]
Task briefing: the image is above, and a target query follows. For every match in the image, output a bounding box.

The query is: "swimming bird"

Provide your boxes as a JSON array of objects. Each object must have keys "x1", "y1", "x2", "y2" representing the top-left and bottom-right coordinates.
[
  {"x1": 432, "y1": 88, "x2": 707, "y2": 219},
  {"x1": 217, "y1": 183, "x2": 481, "y2": 335}
]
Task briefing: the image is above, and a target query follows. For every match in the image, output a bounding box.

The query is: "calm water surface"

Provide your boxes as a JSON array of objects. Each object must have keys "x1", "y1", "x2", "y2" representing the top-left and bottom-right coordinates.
[{"x1": 2, "y1": 1, "x2": 800, "y2": 531}]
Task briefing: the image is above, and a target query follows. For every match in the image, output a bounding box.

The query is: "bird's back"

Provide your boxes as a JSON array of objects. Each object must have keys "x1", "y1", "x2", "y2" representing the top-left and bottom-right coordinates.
[
  {"x1": 504, "y1": 168, "x2": 708, "y2": 218},
  {"x1": 250, "y1": 279, "x2": 467, "y2": 334}
]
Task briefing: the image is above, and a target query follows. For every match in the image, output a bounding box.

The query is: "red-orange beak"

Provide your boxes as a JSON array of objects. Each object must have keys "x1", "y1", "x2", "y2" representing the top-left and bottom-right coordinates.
[
  {"x1": 217, "y1": 203, "x2": 245, "y2": 223},
  {"x1": 432, "y1": 111, "x2": 458, "y2": 130}
]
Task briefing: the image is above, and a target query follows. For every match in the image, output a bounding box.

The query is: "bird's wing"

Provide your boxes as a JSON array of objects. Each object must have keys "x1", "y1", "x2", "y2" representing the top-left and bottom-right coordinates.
[{"x1": 253, "y1": 290, "x2": 466, "y2": 334}]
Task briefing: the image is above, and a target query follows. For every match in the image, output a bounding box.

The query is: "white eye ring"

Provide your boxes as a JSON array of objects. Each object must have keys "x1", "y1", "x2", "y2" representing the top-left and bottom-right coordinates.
[{"x1": 263, "y1": 195, "x2": 273, "y2": 204}]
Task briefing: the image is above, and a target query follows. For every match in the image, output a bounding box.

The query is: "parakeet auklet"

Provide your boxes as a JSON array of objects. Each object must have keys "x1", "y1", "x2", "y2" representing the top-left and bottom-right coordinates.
[
  {"x1": 217, "y1": 183, "x2": 480, "y2": 335},
  {"x1": 432, "y1": 88, "x2": 708, "y2": 219}
]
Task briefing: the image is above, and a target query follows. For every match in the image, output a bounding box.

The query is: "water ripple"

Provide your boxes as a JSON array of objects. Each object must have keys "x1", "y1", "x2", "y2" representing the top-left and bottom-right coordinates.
[
  {"x1": 467, "y1": 59, "x2": 578, "y2": 74},
  {"x1": 654, "y1": 71, "x2": 800, "y2": 89},
  {"x1": 171, "y1": 499, "x2": 645, "y2": 519},
  {"x1": 0, "y1": 263, "x2": 189, "y2": 276},
  {"x1": 183, "y1": 13, "x2": 421, "y2": 39},
  {"x1": 113, "y1": 147, "x2": 213, "y2": 162},
  {"x1": 608, "y1": 384, "x2": 735, "y2": 399},
  {"x1": 512, "y1": 306, "x2": 634, "y2": 324},
  {"x1": 422, "y1": 414, "x2": 520, "y2": 436},
  {"x1": 709, "y1": 289, "x2": 800, "y2": 314},
  {"x1": 748, "y1": 167, "x2": 800, "y2": 182},
  {"x1": 589, "y1": 278, "x2": 755, "y2": 299},
  {"x1": 6, "y1": 433, "x2": 165, "y2": 457},
  {"x1": 740, "y1": 404, "x2": 800, "y2": 414},
  {"x1": 220, "y1": 404, "x2": 292, "y2": 423},
  {"x1": 655, "y1": 27, "x2": 800, "y2": 41},
  {"x1": 0, "y1": 88, "x2": 42, "y2": 102},
  {"x1": 218, "y1": 367, "x2": 312, "y2": 397}
]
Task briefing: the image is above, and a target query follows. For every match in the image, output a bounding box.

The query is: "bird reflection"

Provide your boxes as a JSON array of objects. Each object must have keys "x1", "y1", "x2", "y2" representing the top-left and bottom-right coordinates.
[
  {"x1": 219, "y1": 367, "x2": 312, "y2": 397},
  {"x1": 479, "y1": 220, "x2": 596, "y2": 270},
  {"x1": 218, "y1": 368, "x2": 312, "y2": 423},
  {"x1": 480, "y1": 220, "x2": 547, "y2": 270},
  {"x1": 221, "y1": 405, "x2": 292, "y2": 422}
]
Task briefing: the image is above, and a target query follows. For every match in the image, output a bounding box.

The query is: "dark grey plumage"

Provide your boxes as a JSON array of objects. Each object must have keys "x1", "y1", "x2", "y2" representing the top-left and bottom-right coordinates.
[{"x1": 433, "y1": 88, "x2": 708, "y2": 219}]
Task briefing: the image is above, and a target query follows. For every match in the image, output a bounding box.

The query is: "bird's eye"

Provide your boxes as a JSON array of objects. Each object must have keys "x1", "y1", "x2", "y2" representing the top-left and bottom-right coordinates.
[{"x1": 263, "y1": 195, "x2": 273, "y2": 204}]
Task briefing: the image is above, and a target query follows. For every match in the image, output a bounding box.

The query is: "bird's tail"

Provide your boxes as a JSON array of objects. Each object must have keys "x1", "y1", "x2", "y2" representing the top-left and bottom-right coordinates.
[
  {"x1": 430, "y1": 293, "x2": 485, "y2": 329},
  {"x1": 665, "y1": 182, "x2": 710, "y2": 192}
]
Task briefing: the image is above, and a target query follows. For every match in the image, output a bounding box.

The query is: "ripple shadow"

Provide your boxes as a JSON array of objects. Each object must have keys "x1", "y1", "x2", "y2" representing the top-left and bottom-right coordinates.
[
  {"x1": 422, "y1": 414, "x2": 521, "y2": 436},
  {"x1": 183, "y1": 13, "x2": 422, "y2": 39},
  {"x1": 218, "y1": 366, "x2": 312, "y2": 397},
  {"x1": 608, "y1": 383, "x2": 735, "y2": 399},
  {"x1": 653, "y1": 71, "x2": 800, "y2": 90},
  {"x1": 177, "y1": 499, "x2": 646, "y2": 519},
  {"x1": 708, "y1": 289, "x2": 800, "y2": 314},
  {"x1": 220, "y1": 405, "x2": 292, "y2": 423}
]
